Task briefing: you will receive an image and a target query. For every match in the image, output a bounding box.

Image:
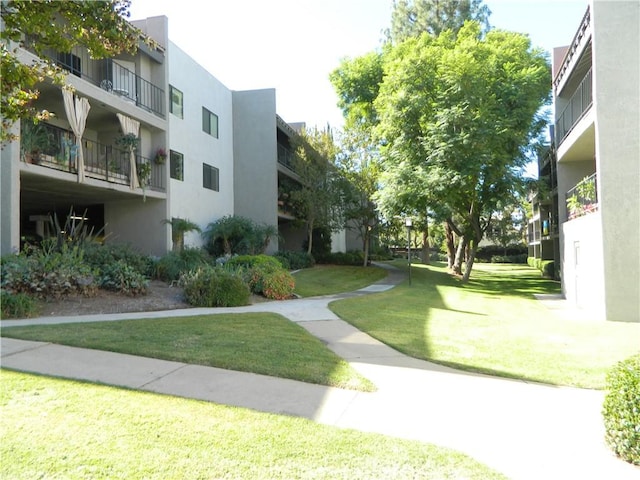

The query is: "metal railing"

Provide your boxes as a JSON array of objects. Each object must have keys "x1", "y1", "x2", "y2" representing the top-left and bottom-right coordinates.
[
  {"x1": 25, "y1": 39, "x2": 165, "y2": 118},
  {"x1": 566, "y1": 172, "x2": 597, "y2": 220},
  {"x1": 277, "y1": 143, "x2": 297, "y2": 172},
  {"x1": 21, "y1": 121, "x2": 165, "y2": 192},
  {"x1": 555, "y1": 68, "x2": 592, "y2": 144}
]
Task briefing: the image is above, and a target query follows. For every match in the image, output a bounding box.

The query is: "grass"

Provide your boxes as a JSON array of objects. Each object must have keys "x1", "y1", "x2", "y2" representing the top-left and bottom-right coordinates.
[
  {"x1": 293, "y1": 265, "x2": 388, "y2": 297},
  {"x1": 0, "y1": 371, "x2": 507, "y2": 480},
  {"x1": 330, "y1": 261, "x2": 640, "y2": 389},
  {"x1": 2, "y1": 313, "x2": 374, "y2": 391}
]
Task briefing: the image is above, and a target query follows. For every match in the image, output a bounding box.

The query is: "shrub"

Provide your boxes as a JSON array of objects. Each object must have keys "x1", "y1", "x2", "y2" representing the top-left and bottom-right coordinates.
[
  {"x1": 1, "y1": 248, "x2": 97, "y2": 299},
  {"x1": 226, "y1": 254, "x2": 282, "y2": 271},
  {"x1": 476, "y1": 245, "x2": 527, "y2": 262},
  {"x1": 100, "y1": 260, "x2": 149, "y2": 296},
  {"x1": 317, "y1": 250, "x2": 365, "y2": 266},
  {"x1": 203, "y1": 215, "x2": 276, "y2": 256},
  {"x1": 527, "y1": 257, "x2": 536, "y2": 268},
  {"x1": 541, "y1": 260, "x2": 555, "y2": 278},
  {"x1": 490, "y1": 254, "x2": 528, "y2": 264},
  {"x1": 84, "y1": 243, "x2": 155, "y2": 277},
  {"x1": 262, "y1": 269, "x2": 295, "y2": 300},
  {"x1": 273, "y1": 251, "x2": 315, "y2": 270},
  {"x1": 602, "y1": 354, "x2": 640, "y2": 465},
  {"x1": 179, "y1": 266, "x2": 250, "y2": 307},
  {"x1": 0, "y1": 289, "x2": 39, "y2": 319},
  {"x1": 156, "y1": 248, "x2": 212, "y2": 282}
]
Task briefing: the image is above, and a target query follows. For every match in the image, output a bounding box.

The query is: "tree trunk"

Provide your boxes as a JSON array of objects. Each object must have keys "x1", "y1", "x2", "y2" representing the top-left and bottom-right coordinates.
[
  {"x1": 306, "y1": 220, "x2": 314, "y2": 256},
  {"x1": 362, "y1": 230, "x2": 370, "y2": 267},
  {"x1": 421, "y1": 225, "x2": 430, "y2": 264},
  {"x1": 462, "y1": 239, "x2": 478, "y2": 283},
  {"x1": 453, "y1": 236, "x2": 467, "y2": 275},
  {"x1": 444, "y1": 221, "x2": 455, "y2": 269}
]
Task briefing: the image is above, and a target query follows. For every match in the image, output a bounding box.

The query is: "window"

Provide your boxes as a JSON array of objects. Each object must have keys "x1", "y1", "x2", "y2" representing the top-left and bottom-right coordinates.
[
  {"x1": 202, "y1": 107, "x2": 219, "y2": 138},
  {"x1": 170, "y1": 86, "x2": 183, "y2": 118},
  {"x1": 170, "y1": 150, "x2": 183, "y2": 181},
  {"x1": 57, "y1": 52, "x2": 81, "y2": 77},
  {"x1": 203, "y1": 163, "x2": 219, "y2": 191}
]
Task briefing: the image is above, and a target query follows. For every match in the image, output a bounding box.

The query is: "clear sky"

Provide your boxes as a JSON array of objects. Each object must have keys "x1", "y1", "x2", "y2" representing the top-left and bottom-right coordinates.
[{"x1": 128, "y1": 0, "x2": 589, "y2": 129}]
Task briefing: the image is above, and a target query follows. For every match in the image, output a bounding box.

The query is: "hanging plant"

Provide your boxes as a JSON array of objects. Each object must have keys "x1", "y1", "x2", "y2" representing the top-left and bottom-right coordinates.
[
  {"x1": 138, "y1": 160, "x2": 152, "y2": 202},
  {"x1": 154, "y1": 147, "x2": 167, "y2": 165}
]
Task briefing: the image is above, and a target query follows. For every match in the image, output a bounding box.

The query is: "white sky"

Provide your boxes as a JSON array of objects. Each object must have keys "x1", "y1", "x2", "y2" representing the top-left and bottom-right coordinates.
[{"x1": 129, "y1": 0, "x2": 589, "y2": 130}]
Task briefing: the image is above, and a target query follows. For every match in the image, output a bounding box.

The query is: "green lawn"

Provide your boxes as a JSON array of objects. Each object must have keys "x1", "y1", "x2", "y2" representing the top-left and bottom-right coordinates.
[
  {"x1": 330, "y1": 261, "x2": 640, "y2": 389},
  {"x1": 294, "y1": 265, "x2": 388, "y2": 297},
  {"x1": 1, "y1": 313, "x2": 374, "y2": 391},
  {"x1": 1, "y1": 371, "x2": 507, "y2": 480}
]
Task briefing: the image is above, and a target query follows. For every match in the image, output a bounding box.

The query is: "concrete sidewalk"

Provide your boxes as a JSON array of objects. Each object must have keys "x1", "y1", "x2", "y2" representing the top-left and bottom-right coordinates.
[{"x1": 1, "y1": 264, "x2": 638, "y2": 480}]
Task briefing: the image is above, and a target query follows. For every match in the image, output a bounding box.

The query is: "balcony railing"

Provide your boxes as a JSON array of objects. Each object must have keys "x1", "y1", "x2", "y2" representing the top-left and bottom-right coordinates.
[
  {"x1": 555, "y1": 68, "x2": 592, "y2": 145},
  {"x1": 277, "y1": 143, "x2": 297, "y2": 173},
  {"x1": 24, "y1": 39, "x2": 165, "y2": 118},
  {"x1": 21, "y1": 121, "x2": 165, "y2": 192},
  {"x1": 566, "y1": 172, "x2": 597, "y2": 220}
]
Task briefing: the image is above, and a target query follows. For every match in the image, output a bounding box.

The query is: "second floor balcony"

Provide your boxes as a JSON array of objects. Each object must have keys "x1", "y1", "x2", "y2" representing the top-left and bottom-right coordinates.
[
  {"x1": 566, "y1": 173, "x2": 597, "y2": 221},
  {"x1": 21, "y1": 121, "x2": 165, "y2": 192}
]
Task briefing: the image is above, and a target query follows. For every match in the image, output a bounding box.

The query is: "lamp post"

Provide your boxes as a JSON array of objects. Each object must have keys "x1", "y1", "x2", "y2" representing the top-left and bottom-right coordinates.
[{"x1": 405, "y1": 217, "x2": 412, "y2": 286}]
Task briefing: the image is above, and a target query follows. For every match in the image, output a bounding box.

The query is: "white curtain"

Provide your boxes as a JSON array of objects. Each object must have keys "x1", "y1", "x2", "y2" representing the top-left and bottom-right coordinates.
[
  {"x1": 116, "y1": 113, "x2": 140, "y2": 190},
  {"x1": 62, "y1": 89, "x2": 90, "y2": 183}
]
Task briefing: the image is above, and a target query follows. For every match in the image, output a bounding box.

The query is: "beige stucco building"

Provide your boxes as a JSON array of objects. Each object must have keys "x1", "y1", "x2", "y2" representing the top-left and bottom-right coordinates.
[{"x1": 553, "y1": 1, "x2": 639, "y2": 322}]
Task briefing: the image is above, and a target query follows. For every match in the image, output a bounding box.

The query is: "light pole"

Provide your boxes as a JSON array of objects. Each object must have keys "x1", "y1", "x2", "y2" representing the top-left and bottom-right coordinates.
[{"x1": 405, "y1": 217, "x2": 412, "y2": 286}]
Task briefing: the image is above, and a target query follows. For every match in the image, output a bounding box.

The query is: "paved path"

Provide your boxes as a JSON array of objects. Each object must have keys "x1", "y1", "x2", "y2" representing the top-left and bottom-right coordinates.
[{"x1": 1, "y1": 264, "x2": 638, "y2": 480}]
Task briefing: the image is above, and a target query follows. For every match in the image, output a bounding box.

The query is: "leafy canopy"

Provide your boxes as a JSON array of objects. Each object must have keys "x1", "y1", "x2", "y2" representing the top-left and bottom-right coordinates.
[{"x1": 1, "y1": 0, "x2": 145, "y2": 142}]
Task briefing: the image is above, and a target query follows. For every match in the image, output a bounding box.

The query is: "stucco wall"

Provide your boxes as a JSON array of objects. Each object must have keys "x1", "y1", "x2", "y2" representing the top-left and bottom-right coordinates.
[
  {"x1": 592, "y1": 0, "x2": 640, "y2": 322},
  {"x1": 105, "y1": 198, "x2": 168, "y2": 256},
  {"x1": 561, "y1": 212, "x2": 606, "y2": 318},
  {"x1": 0, "y1": 124, "x2": 21, "y2": 255},
  {"x1": 167, "y1": 42, "x2": 235, "y2": 250},
  {"x1": 232, "y1": 89, "x2": 279, "y2": 252}
]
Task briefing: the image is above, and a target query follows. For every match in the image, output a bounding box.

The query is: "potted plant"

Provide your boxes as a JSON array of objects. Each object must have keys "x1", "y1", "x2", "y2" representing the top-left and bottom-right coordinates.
[
  {"x1": 154, "y1": 147, "x2": 167, "y2": 165},
  {"x1": 115, "y1": 132, "x2": 138, "y2": 151},
  {"x1": 20, "y1": 120, "x2": 52, "y2": 164}
]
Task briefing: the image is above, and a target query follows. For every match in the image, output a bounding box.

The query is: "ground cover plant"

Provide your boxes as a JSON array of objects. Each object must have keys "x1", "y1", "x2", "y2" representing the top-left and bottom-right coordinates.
[
  {"x1": 293, "y1": 265, "x2": 388, "y2": 297},
  {"x1": 0, "y1": 371, "x2": 507, "y2": 480},
  {"x1": 330, "y1": 261, "x2": 640, "y2": 389},
  {"x1": 2, "y1": 313, "x2": 373, "y2": 391}
]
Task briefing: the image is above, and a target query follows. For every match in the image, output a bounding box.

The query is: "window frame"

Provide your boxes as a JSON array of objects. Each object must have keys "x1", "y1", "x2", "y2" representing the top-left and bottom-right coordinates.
[
  {"x1": 170, "y1": 85, "x2": 184, "y2": 119},
  {"x1": 170, "y1": 150, "x2": 184, "y2": 181},
  {"x1": 202, "y1": 163, "x2": 219, "y2": 191},
  {"x1": 202, "y1": 107, "x2": 219, "y2": 138}
]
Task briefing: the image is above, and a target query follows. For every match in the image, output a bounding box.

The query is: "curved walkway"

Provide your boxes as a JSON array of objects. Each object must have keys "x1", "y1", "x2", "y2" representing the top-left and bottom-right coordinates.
[{"x1": 1, "y1": 264, "x2": 637, "y2": 480}]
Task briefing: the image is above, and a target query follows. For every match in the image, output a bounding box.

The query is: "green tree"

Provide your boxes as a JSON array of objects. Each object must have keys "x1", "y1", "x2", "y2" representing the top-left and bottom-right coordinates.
[
  {"x1": 290, "y1": 127, "x2": 341, "y2": 256},
  {"x1": 1, "y1": 0, "x2": 145, "y2": 143},
  {"x1": 335, "y1": 128, "x2": 381, "y2": 266},
  {"x1": 375, "y1": 22, "x2": 550, "y2": 281},
  {"x1": 388, "y1": 0, "x2": 491, "y2": 43},
  {"x1": 162, "y1": 218, "x2": 202, "y2": 252}
]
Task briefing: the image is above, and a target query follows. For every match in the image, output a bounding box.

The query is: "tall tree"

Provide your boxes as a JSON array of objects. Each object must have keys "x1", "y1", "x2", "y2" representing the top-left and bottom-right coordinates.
[
  {"x1": 290, "y1": 127, "x2": 340, "y2": 255},
  {"x1": 335, "y1": 128, "x2": 381, "y2": 266},
  {"x1": 375, "y1": 22, "x2": 550, "y2": 281},
  {"x1": 389, "y1": 0, "x2": 491, "y2": 43},
  {"x1": 1, "y1": 0, "x2": 145, "y2": 143}
]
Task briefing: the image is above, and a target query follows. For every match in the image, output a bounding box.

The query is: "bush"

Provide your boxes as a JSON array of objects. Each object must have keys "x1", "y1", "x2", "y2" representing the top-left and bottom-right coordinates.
[
  {"x1": 317, "y1": 250, "x2": 365, "y2": 266},
  {"x1": 100, "y1": 260, "x2": 149, "y2": 296},
  {"x1": 1, "y1": 248, "x2": 97, "y2": 299},
  {"x1": 179, "y1": 266, "x2": 250, "y2": 307},
  {"x1": 541, "y1": 260, "x2": 555, "y2": 278},
  {"x1": 84, "y1": 243, "x2": 155, "y2": 277},
  {"x1": 226, "y1": 254, "x2": 282, "y2": 271},
  {"x1": 262, "y1": 269, "x2": 295, "y2": 300},
  {"x1": 273, "y1": 251, "x2": 315, "y2": 270},
  {"x1": 155, "y1": 248, "x2": 212, "y2": 282},
  {"x1": 490, "y1": 254, "x2": 528, "y2": 264},
  {"x1": 602, "y1": 354, "x2": 640, "y2": 465},
  {"x1": 476, "y1": 245, "x2": 527, "y2": 262},
  {"x1": 0, "y1": 289, "x2": 39, "y2": 319}
]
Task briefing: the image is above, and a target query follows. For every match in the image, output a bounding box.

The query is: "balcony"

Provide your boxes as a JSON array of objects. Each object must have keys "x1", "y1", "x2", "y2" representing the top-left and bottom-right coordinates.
[
  {"x1": 555, "y1": 68, "x2": 592, "y2": 145},
  {"x1": 21, "y1": 121, "x2": 165, "y2": 192},
  {"x1": 566, "y1": 173, "x2": 597, "y2": 221},
  {"x1": 277, "y1": 143, "x2": 297, "y2": 173},
  {"x1": 25, "y1": 40, "x2": 165, "y2": 118}
]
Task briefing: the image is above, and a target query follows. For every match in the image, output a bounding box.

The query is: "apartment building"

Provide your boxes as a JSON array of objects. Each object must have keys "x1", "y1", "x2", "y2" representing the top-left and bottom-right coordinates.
[
  {"x1": 552, "y1": 1, "x2": 639, "y2": 322},
  {"x1": 1, "y1": 14, "x2": 343, "y2": 258}
]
